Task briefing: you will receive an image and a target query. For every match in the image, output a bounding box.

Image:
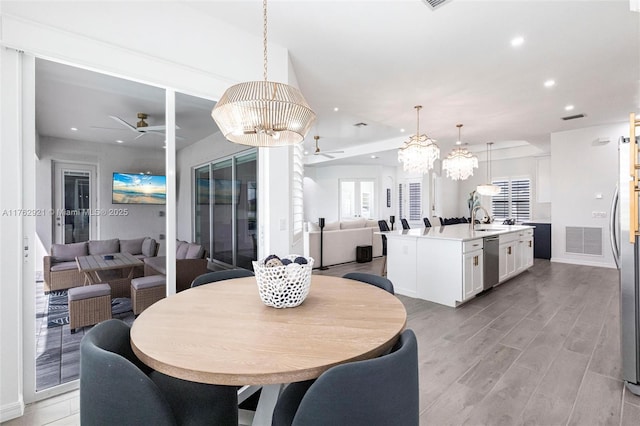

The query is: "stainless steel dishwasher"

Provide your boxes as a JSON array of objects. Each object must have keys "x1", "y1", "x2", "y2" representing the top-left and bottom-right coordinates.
[{"x1": 483, "y1": 235, "x2": 499, "y2": 290}]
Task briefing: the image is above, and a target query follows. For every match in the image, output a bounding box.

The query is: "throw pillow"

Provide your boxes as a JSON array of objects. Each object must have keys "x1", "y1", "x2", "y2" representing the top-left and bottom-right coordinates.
[{"x1": 141, "y1": 238, "x2": 158, "y2": 257}]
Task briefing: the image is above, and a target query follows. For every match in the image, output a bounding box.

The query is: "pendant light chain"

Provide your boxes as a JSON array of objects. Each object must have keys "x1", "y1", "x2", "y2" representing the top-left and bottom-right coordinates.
[{"x1": 263, "y1": 0, "x2": 268, "y2": 82}]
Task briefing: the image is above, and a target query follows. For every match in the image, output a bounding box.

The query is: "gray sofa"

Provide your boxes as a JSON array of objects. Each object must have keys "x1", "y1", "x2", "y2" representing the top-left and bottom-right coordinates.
[
  {"x1": 43, "y1": 237, "x2": 158, "y2": 293},
  {"x1": 143, "y1": 240, "x2": 208, "y2": 293}
]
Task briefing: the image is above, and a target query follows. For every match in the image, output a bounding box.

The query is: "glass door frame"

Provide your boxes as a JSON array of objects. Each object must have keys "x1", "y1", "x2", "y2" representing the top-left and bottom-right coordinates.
[{"x1": 338, "y1": 178, "x2": 376, "y2": 221}]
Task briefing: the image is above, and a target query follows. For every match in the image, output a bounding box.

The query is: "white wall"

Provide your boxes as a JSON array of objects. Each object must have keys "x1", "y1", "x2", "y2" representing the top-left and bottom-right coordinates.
[
  {"x1": 36, "y1": 137, "x2": 166, "y2": 254},
  {"x1": 550, "y1": 123, "x2": 624, "y2": 268},
  {"x1": 303, "y1": 164, "x2": 395, "y2": 225},
  {"x1": 1, "y1": 2, "x2": 294, "y2": 419}
]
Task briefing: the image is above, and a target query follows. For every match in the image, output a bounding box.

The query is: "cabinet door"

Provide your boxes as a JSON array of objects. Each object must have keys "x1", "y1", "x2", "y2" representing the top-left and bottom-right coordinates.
[
  {"x1": 463, "y1": 251, "x2": 483, "y2": 300},
  {"x1": 499, "y1": 243, "x2": 516, "y2": 282},
  {"x1": 523, "y1": 237, "x2": 534, "y2": 269},
  {"x1": 515, "y1": 240, "x2": 525, "y2": 272}
]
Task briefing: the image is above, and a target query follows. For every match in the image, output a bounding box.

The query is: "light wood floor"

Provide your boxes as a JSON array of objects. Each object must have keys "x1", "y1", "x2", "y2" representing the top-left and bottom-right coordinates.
[{"x1": 4, "y1": 258, "x2": 640, "y2": 425}]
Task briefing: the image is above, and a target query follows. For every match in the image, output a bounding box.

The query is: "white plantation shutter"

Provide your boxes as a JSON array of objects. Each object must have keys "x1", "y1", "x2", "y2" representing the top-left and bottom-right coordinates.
[
  {"x1": 511, "y1": 178, "x2": 531, "y2": 223},
  {"x1": 409, "y1": 182, "x2": 421, "y2": 221},
  {"x1": 398, "y1": 183, "x2": 404, "y2": 219},
  {"x1": 291, "y1": 144, "x2": 304, "y2": 242},
  {"x1": 491, "y1": 179, "x2": 509, "y2": 220},
  {"x1": 491, "y1": 178, "x2": 531, "y2": 223}
]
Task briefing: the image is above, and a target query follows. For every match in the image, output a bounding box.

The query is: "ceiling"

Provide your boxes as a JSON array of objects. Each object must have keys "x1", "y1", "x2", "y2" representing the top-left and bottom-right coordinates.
[{"x1": 36, "y1": 0, "x2": 639, "y2": 167}]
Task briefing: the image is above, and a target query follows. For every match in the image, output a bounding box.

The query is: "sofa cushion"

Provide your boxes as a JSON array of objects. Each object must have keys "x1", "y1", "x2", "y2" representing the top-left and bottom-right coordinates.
[
  {"x1": 51, "y1": 242, "x2": 88, "y2": 262},
  {"x1": 50, "y1": 261, "x2": 79, "y2": 272},
  {"x1": 323, "y1": 221, "x2": 340, "y2": 231},
  {"x1": 340, "y1": 219, "x2": 366, "y2": 230},
  {"x1": 144, "y1": 256, "x2": 167, "y2": 275},
  {"x1": 68, "y1": 283, "x2": 111, "y2": 301},
  {"x1": 365, "y1": 219, "x2": 379, "y2": 228},
  {"x1": 120, "y1": 237, "x2": 146, "y2": 255},
  {"x1": 141, "y1": 238, "x2": 157, "y2": 257},
  {"x1": 177, "y1": 243, "x2": 204, "y2": 260},
  {"x1": 88, "y1": 238, "x2": 119, "y2": 255}
]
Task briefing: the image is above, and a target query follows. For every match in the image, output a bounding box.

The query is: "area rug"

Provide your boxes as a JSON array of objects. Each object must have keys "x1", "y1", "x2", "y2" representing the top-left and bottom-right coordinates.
[{"x1": 47, "y1": 290, "x2": 133, "y2": 328}]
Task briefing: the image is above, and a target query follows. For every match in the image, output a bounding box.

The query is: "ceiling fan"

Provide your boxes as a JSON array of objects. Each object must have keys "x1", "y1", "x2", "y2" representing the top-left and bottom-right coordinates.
[
  {"x1": 310, "y1": 135, "x2": 344, "y2": 159},
  {"x1": 93, "y1": 113, "x2": 182, "y2": 140}
]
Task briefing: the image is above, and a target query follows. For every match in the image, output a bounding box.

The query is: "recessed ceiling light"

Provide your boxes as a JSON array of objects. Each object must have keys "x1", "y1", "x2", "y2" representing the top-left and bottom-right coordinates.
[
  {"x1": 304, "y1": 151, "x2": 309, "y2": 155},
  {"x1": 116, "y1": 140, "x2": 124, "y2": 144},
  {"x1": 70, "y1": 127, "x2": 78, "y2": 131},
  {"x1": 400, "y1": 128, "x2": 405, "y2": 133},
  {"x1": 333, "y1": 107, "x2": 339, "y2": 112},
  {"x1": 544, "y1": 79, "x2": 556, "y2": 88},
  {"x1": 511, "y1": 36, "x2": 524, "y2": 47},
  {"x1": 370, "y1": 155, "x2": 378, "y2": 159},
  {"x1": 565, "y1": 105, "x2": 575, "y2": 111}
]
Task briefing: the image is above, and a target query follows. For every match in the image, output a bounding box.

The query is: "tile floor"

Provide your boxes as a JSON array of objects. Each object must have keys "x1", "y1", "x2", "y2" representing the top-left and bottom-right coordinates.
[{"x1": 5, "y1": 258, "x2": 640, "y2": 425}]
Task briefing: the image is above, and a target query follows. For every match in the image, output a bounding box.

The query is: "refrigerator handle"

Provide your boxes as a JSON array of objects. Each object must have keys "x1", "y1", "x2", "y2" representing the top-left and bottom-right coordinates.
[{"x1": 610, "y1": 184, "x2": 620, "y2": 268}]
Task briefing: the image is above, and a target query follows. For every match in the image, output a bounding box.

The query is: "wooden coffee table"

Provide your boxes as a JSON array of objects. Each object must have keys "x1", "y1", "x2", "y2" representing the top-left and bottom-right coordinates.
[{"x1": 76, "y1": 252, "x2": 143, "y2": 298}]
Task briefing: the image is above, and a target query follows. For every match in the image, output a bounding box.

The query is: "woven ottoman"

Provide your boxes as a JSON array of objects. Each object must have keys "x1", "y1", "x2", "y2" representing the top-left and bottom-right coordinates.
[
  {"x1": 131, "y1": 275, "x2": 166, "y2": 315},
  {"x1": 68, "y1": 284, "x2": 112, "y2": 333}
]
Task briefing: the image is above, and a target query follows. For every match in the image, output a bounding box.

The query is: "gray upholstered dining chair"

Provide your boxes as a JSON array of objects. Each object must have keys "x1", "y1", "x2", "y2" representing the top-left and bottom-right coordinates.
[
  {"x1": 80, "y1": 319, "x2": 238, "y2": 426},
  {"x1": 271, "y1": 329, "x2": 419, "y2": 426},
  {"x1": 190, "y1": 269, "x2": 255, "y2": 288},
  {"x1": 342, "y1": 272, "x2": 394, "y2": 295},
  {"x1": 423, "y1": 217, "x2": 432, "y2": 228},
  {"x1": 401, "y1": 218, "x2": 410, "y2": 230}
]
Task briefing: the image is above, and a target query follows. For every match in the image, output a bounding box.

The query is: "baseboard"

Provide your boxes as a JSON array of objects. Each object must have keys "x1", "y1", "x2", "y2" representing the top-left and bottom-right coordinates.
[
  {"x1": 1, "y1": 399, "x2": 25, "y2": 423},
  {"x1": 550, "y1": 257, "x2": 617, "y2": 269}
]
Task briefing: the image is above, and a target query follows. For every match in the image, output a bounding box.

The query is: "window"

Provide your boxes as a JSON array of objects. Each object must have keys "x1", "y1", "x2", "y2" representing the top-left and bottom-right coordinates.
[
  {"x1": 339, "y1": 179, "x2": 376, "y2": 220},
  {"x1": 398, "y1": 180, "x2": 422, "y2": 221},
  {"x1": 291, "y1": 143, "x2": 304, "y2": 243},
  {"x1": 491, "y1": 178, "x2": 531, "y2": 223}
]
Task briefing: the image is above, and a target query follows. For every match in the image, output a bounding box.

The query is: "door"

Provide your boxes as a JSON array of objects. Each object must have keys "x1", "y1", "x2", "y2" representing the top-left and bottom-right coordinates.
[
  {"x1": 53, "y1": 162, "x2": 97, "y2": 244},
  {"x1": 339, "y1": 179, "x2": 375, "y2": 220},
  {"x1": 463, "y1": 250, "x2": 483, "y2": 300}
]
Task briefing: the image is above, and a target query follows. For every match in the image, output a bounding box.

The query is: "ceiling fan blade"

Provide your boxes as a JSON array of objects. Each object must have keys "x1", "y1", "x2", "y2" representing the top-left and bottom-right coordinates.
[
  {"x1": 325, "y1": 150, "x2": 344, "y2": 154},
  {"x1": 320, "y1": 153, "x2": 335, "y2": 159},
  {"x1": 90, "y1": 126, "x2": 127, "y2": 131},
  {"x1": 109, "y1": 116, "x2": 137, "y2": 132},
  {"x1": 134, "y1": 133, "x2": 148, "y2": 140}
]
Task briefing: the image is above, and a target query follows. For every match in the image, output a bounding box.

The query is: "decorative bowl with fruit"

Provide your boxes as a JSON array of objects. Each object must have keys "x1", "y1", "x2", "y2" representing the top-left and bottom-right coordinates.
[{"x1": 252, "y1": 254, "x2": 314, "y2": 308}]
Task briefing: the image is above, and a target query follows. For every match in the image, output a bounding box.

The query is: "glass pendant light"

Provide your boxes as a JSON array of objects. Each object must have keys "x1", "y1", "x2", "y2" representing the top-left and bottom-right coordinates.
[
  {"x1": 476, "y1": 142, "x2": 501, "y2": 196},
  {"x1": 442, "y1": 124, "x2": 478, "y2": 180},
  {"x1": 398, "y1": 106, "x2": 440, "y2": 174}
]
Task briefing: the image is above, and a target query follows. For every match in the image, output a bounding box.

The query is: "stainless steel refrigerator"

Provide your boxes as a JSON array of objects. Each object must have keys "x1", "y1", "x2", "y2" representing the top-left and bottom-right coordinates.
[{"x1": 611, "y1": 133, "x2": 640, "y2": 396}]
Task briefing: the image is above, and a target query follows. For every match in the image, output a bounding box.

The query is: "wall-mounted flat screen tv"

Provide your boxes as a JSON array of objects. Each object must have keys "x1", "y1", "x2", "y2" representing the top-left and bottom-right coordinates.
[{"x1": 112, "y1": 173, "x2": 166, "y2": 205}]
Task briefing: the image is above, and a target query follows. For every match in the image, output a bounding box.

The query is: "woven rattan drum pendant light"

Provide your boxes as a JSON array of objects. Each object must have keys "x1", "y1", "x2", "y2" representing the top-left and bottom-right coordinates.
[{"x1": 211, "y1": 0, "x2": 316, "y2": 147}]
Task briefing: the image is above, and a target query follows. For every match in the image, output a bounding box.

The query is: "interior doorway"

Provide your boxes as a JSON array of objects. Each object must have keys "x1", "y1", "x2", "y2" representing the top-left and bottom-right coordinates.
[{"x1": 53, "y1": 162, "x2": 97, "y2": 244}]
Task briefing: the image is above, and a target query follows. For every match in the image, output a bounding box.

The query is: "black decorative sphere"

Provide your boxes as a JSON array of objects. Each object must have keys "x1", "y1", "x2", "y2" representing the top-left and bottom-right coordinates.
[
  {"x1": 264, "y1": 254, "x2": 280, "y2": 265},
  {"x1": 281, "y1": 258, "x2": 292, "y2": 265},
  {"x1": 294, "y1": 256, "x2": 308, "y2": 265}
]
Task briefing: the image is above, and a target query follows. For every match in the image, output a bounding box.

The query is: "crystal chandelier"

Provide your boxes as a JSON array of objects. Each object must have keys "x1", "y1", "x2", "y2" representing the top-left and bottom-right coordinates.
[
  {"x1": 398, "y1": 106, "x2": 440, "y2": 174},
  {"x1": 442, "y1": 124, "x2": 478, "y2": 180},
  {"x1": 211, "y1": 0, "x2": 316, "y2": 147},
  {"x1": 476, "y1": 142, "x2": 501, "y2": 196}
]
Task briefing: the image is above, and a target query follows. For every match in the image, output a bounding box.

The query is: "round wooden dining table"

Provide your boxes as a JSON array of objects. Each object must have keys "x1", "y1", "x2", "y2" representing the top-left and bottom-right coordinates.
[{"x1": 130, "y1": 274, "x2": 407, "y2": 425}]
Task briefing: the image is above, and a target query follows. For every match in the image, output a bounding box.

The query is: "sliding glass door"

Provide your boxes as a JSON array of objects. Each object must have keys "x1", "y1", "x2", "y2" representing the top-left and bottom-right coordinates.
[{"x1": 194, "y1": 150, "x2": 257, "y2": 269}]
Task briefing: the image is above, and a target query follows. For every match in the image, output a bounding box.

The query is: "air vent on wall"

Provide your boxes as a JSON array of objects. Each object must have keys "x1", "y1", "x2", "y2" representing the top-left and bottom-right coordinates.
[
  {"x1": 561, "y1": 113, "x2": 586, "y2": 121},
  {"x1": 566, "y1": 226, "x2": 602, "y2": 255},
  {"x1": 422, "y1": 0, "x2": 451, "y2": 10}
]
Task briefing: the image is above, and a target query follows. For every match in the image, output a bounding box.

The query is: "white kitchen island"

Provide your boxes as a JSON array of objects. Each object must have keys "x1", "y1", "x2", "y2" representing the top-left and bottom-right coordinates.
[{"x1": 381, "y1": 223, "x2": 534, "y2": 307}]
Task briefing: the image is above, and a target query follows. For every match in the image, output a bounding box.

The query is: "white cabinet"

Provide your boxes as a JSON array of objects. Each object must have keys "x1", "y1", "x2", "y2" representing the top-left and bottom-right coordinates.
[
  {"x1": 519, "y1": 230, "x2": 534, "y2": 270},
  {"x1": 499, "y1": 234, "x2": 517, "y2": 282},
  {"x1": 500, "y1": 230, "x2": 534, "y2": 283},
  {"x1": 463, "y1": 249, "x2": 483, "y2": 301},
  {"x1": 462, "y1": 238, "x2": 483, "y2": 301}
]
